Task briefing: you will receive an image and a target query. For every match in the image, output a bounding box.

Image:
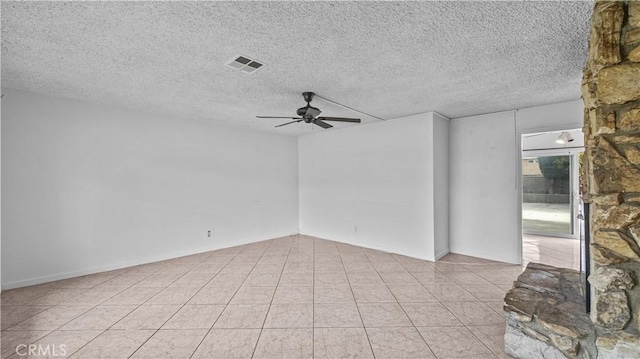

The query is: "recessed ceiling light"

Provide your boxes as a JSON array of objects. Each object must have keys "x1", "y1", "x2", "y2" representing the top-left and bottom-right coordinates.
[{"x1": 225, "y1": 55, "x2": 265, "y2": 74}]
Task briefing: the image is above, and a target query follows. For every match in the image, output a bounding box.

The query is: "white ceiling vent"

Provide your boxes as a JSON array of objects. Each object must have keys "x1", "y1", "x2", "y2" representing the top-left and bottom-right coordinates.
[{"x1": 225, "y1": 55, "x2": 265, "y2": 74}]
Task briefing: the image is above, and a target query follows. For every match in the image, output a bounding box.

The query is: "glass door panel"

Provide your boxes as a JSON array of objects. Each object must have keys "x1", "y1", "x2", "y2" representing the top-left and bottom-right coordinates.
[{"x1": 522, "y1": 155, "x2": 572, "y2": 236}]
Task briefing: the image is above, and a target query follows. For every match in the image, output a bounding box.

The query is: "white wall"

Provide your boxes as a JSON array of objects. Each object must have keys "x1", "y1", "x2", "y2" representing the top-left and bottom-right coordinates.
[
  {"x1": 449, "y1": 111, "x2": 519, "y2": 263},
  {"x1": 299, "y1": 112, "x2": 448, "y2": 261},
  {"x1": 433, "y1": 113, "x2": 450, "y2": 259},
  {"x1": 449, "y1": 100, "x2": 584, "y2": 264},
  {"x1": 1, "y1": 89, "x2": 299, "y2": 289}
]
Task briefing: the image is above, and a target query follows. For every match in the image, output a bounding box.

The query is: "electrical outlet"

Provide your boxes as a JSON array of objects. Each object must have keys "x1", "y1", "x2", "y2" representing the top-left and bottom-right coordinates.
[
  {"x1": 207, "y1": 230, "x2": 211, "y2": 237},
  {"x1": 354, "y1": 226, "x2": 357, "y2": 233}
]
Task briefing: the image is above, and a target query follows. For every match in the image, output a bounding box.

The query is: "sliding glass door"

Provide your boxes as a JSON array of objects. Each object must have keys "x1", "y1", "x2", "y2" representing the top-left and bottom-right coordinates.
[{"x1": 522, "y1": 154, "x2": 577, "y2": 237}]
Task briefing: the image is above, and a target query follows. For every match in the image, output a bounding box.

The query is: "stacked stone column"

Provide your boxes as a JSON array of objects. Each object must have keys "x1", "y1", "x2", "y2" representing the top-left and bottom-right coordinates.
[{"x1": 582, "y1": 0, "x2": 640, "y2": 356}]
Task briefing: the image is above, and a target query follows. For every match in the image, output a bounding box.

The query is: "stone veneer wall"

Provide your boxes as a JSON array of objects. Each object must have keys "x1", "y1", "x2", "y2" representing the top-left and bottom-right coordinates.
[{"x1": 581, "y1": 0, "x2": 640, "y2": 357}]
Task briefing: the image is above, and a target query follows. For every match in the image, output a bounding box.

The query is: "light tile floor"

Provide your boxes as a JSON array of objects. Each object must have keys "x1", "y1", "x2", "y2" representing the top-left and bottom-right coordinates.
[
  {"x1": 523, "y1": 234, "x2": 580, "y2": 271},
  {"x1": 1, "y1": 235, "x2": 523, "y2": 359}
]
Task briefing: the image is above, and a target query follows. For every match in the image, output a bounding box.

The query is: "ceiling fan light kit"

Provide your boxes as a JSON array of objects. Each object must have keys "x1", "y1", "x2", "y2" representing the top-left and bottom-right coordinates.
[{"x1": 257, "y1": 92, "x2": 362, "y2": 129}]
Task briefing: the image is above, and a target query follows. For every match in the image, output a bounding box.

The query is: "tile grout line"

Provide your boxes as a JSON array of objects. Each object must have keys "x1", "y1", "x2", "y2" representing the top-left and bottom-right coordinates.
[
  {"x1": 394, "y1": 256, "x2": 499, "y2": 358},
  {"x1": 82, "y1": 252, "x2": 217, "y2": 358},
  {"x1": 336, "y1": 245, "x2": 377, "y2": 359},
  {"x1": 249, "y1": 235, "x2": 293, "y2": 359},
  {"x1": 124, "y1": 251, "x2": 238, "y2": 359},
  {"x1": 59, "y1": 248, "x2": 219, "y2": 358},
  {"x1": 361, "y1": 251, "x2": 436, "y2": 358},
  {"x1": 186, "y1": 239, "x2": 279, "y2": 359},
  {"x1": 5, "y1": 268, "x2": 171, "y2": 357}
]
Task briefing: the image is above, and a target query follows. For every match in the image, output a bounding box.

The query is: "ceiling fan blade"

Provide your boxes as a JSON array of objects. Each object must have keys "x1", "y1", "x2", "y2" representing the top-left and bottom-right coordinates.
[
  {"x1": 313, "y1": 120, "x2": 333, "y2": 129},
  {"x1": 257, "y1": 116, "x2": 302, "y2": 119},
  {"x1": 317, "y1": 117, "x2": 361, "y2": 123},
  {"x1": 275, "y1": 119, "x2": 303, "y2": 128}
]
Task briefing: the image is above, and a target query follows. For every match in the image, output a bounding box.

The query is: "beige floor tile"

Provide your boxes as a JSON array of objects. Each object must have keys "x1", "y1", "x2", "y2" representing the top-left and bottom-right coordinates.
[
  {"x1": 230, "y1": 286, "x2": 276, "y2": 304},
  {"x1": 188, "y1": 286, "x2": 238, "y2": 305},
  {"x1": 371, "y1": 261, "x2": 407, "y2": 272},
  {"x1": 343, "y1": 262, "x2": 377, "y2": 274},
  {"x1": 313, "y1": 262, "x2": 345, "y2": 273},
  {"x1": 358, "y1": 303, "x2": 412, "y2": 327},
  {"x1": 189, "y1": 262, "x2": 225, "y2": 274},
  {"x1": 278, "y1": 273, "x2": 313, "y2": 287},
  {"x1": 264, "y1": 304, "x2": 313, "y2": 328},
  {"x1": 1, "y1": 330, "x2": 51, "y2": 358},
  {"x1": 387, "y1": 285, "x2": 438, "y2": 303},
  {"x1": 351, "y1": 286, "x2": 396, "y2": 303},
  {"x1": 253, "y1": 263, "x2": 285, "y2": 273},
  {"x1": 414, "y1": 271, "x2": 454, "y2": 284},
  {"x1": 468, "y1": 325, "x2": 510, "y2": 358},
  {"x1": 366, "y1": 327, "x2": 434, "y2": 359},
  {"x1": 393, "y1": 255, "x2": 436, "y2": 273},
  {"x1": 8, "y1": 306, "x2": 92, "y2": 331},
  {"x1": 253, "y1": 329, "x2": 313, "y2": 359},
  {"x1": 400, "y1": 303, "x2": 463, "y2": 327},
  {"x1": 1, "y1": 306, "x2": 51, "y2": 330},
  {"x1": 62, "y1": 287, "x2": 128, "y2": 306},
  {"x1": 60, "y1": 306, "x2": 137, "y2": 330},
  {"x1": 49, "y1": 273, "x2": 117, "y2": 289},
  {"x1": 1, "y1": 288, "x2": 46, "y2": 306},
  {"x1": 422, "y1": 283, "x2": 478, "y2": 302},
  {"x1": 244, "y1": 273, "x2": 281, "y2": 287},
  {"x1": 112, "y1": 304, "x2": 181, "y2": 330},
  {"x1": 378, "y1": 271, "x2": 421, "y2": 285},
  {"x1": 146, "y1": 287, "x2": 200, "y2": 305},
  {"x1": 465, "y1": 284, "x2": 508, "y2": 302},
  {"x1": 445, "y1": 271, "x2": 492, "y2": 285},
  {"x1": 26, "y1": 289, "x2": 87, "y2": 306},
  {"x1": 272, "y1": 287, "x2": 313, "y2": 304},
  {"x1": 130, "y1": 329, "x2": 207, "y2": 359},
  {"x1": 443, "y1": 302, "x2": 505, "y2": 326},
  {"x1": 484, "y1": 301, "x2": 507, "y2": 316},
  {"x1": 69, "y1": 329, "x2": 155, "y2": 359},
  {"x1": 433, "y1": 262, "x2": 470, "y2": 273},
  {"x1": 213, "y1": 304, "x2": 269, "y2": 328},
  {"x1": 417, "y1": 326, "x2": 494, "y2": 358},
  {"x1": 162, "y1": 305, "x2": 225, "y2": 329},
  {"x1": 346, "y1": 272, "x2": 384, "y2": 286},
  {"x1": 22, "y1": 330, "x2": 103, "y2": 358},
  {"x1": 314, "y1": 303, "x2": 363, "y2": 328},
  {"x1": 168, "y1": 273, "x2": 215, "y2": 288},
  {"x1": 283, "y1": 262, "x2": 314, "y2": 274},
  {"x1": 208, "y1": 273, "x2": 248, "y2": 287},
  {"x1": 314, "y1": 272, "x2": 349, "y2": 287},
  {"x1": 4, "y1": 237, "x2": 522, "y2": 358},
  {"x1": 192, "y1": 329, "x2": 260, "y2": 359},
  {"x1": 475, "y1": 269, "x2": 522, "y2": 285},
  {"x1": 95, "y1": 273, "x2": 152, "y2": 288},
  {"x1": 133, "y1": 273, "x2": 183, "y2": 288},
  {"x1": 101, "y1": 287, "x2": 163, "y2": 306},
  {"x1": 314, "y1": 287, "x2": 354, "y2": 303},
  {"x1": 314, "y1": 328, "x2": 374, "y2": 359}
]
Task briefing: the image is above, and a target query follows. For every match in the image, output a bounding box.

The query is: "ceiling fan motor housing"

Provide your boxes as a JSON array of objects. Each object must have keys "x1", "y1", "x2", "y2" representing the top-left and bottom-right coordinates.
[{"x1": 297, "y1": 106, "x2": 321, "y2": 122}]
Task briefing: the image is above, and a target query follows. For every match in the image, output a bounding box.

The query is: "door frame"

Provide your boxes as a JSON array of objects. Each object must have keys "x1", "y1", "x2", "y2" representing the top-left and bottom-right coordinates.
[
  {"x1": 516, "y1": 125, "x2": 584, "y2": 265},
  {"x1": 521, "y1": 149, "x2": 582, "y2": 239}
]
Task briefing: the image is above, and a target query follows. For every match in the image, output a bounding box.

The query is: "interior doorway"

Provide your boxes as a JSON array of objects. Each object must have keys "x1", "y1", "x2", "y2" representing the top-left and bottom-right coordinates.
[{"x1": 521, "y1": 129, "x2": 584, "y2": 270}]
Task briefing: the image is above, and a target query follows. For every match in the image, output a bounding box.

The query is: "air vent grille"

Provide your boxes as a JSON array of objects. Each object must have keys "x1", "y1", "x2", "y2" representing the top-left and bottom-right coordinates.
[{"x1": 225, "y1": 55, "x2": 265, "y2": 74}]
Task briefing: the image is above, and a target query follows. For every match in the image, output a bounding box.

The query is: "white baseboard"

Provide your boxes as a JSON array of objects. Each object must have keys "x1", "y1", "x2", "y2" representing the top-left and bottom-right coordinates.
[
  {"x1": 2, "y1": 232, "x2": 298, "y2": 290},
  {"x1": 448, "y1": 248, "x2": 519, "y2": 265}
]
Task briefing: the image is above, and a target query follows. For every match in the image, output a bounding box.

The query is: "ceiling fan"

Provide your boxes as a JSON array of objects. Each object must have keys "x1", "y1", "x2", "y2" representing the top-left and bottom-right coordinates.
[{"x1": 257, "y1": 92, "x2": 361, "y2": 129}]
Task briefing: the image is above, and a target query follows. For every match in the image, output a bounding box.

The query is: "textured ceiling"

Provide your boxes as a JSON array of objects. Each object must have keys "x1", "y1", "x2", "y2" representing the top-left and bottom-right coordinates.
[{"x1": 1, "y1": 1, "x2": 594, "y2": 136}]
